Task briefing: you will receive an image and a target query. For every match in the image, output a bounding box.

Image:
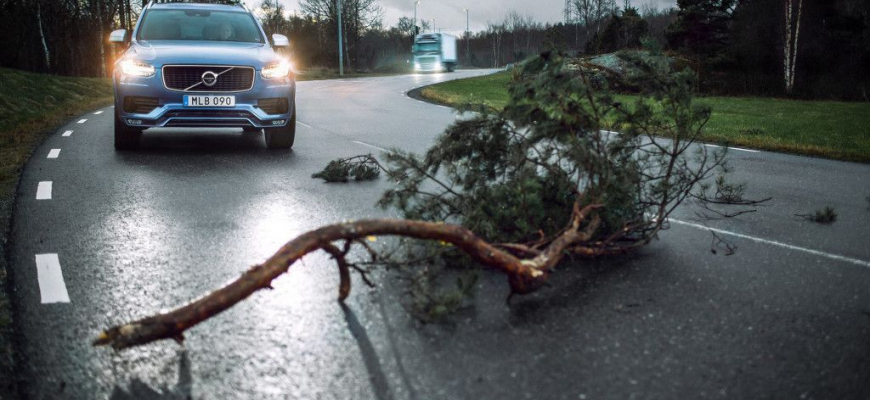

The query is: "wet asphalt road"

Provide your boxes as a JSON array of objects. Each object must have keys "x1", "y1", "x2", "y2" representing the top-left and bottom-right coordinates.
[{"x1": 7, "y1": 70, "x2": 870, "y2": 400}]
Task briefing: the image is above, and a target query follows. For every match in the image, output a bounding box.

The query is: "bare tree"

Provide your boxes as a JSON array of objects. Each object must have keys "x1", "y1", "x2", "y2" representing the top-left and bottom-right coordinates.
[
  {"x1": 783, "y1": 0, "x2": 803, "y2": 94},
  {"x1": 574, "y1": 0, "x2": 617, "y2": 34},
  {"x1": 299, "y1": 0, "x2": 382, "y2": 70},
  {"x1": 35, "y1": 0, "x2": 50, "y2": 71}
]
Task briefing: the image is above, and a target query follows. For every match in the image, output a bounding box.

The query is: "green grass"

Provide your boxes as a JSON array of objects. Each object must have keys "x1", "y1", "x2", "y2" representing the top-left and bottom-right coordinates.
[{"x1": 421, "y1": 72, "x2": 870, "y2": 163}]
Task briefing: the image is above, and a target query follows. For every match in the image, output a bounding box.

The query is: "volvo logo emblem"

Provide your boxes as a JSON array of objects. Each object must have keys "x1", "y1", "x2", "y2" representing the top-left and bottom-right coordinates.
[{"x1": 202, "y1": 71, "x2": 218, "y2": 87}]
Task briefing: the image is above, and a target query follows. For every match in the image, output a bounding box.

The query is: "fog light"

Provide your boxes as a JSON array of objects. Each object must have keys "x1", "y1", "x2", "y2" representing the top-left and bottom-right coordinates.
[
  {"x1": 126, "y1": 119, "x2": 142, "y2": 125},
  {"x1": 272, "y1": 120, "x2": 285, "y2": 125}
]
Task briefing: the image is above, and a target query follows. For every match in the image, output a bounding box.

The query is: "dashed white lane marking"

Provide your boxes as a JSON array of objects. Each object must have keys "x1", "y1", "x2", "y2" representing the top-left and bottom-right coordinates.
[
  {"x1": 47, "y1": 149, "x2": 61, "y2": 159},
  {"x1": 36, "y1": 182, "x2": 52, "y2": 200},
  {"x1": 353, "y1": 141, "x2": 388, "y2": 153},
  {"x1": 62, "y1": 130, "x2": 73, "y2": 137},
  {"x1": 34, "y1": 254, "x2": 70, "y2": 304},
  {"x1": 670, "y1": 218, "x2": 870, "y2": 268},
  {"x1": 94, "y1": 110, "x2": 103, "y2": 115},
  {"x1": 297, "y1": 121, "x2": 312, "y2": 128},
  {"x1": 77, "y1": 119, "x2": 87, "y2": 124}
]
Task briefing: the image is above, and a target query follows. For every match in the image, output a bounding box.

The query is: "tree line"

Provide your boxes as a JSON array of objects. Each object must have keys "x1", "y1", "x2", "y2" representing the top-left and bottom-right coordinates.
[{"x1": 0, "y1": 0, "x2": 867, "y2": 100}]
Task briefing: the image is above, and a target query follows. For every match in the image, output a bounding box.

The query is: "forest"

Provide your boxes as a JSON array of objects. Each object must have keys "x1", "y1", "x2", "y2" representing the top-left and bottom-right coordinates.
[{"x1": 0, "y1": 0, "x2": 868, "y2": 99}]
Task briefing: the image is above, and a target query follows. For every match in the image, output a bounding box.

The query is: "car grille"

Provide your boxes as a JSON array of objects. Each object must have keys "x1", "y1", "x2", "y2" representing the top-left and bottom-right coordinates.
[
  {"x1": 162, "y1": 65, "x2": 255, "y2": 92},
  {"x1": 417, "y1": 57, "x2": 438, "y2": 70}
]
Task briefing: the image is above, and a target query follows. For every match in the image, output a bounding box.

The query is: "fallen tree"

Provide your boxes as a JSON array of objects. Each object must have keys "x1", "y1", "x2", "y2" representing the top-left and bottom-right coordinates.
[{"x1": 95, "y1": 50, "x2": 727, "y2": 350}]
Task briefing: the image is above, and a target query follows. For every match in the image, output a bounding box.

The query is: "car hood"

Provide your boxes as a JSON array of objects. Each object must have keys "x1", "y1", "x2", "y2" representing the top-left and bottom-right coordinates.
[{"x1": 128, "y1": 41, "x2": 278, "y2": 67}]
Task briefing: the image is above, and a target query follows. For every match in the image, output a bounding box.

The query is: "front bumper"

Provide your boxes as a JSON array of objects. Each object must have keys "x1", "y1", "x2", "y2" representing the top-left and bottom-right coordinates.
[{"x1": 113, "y1": 72, "x2": 295, "y2": 129}]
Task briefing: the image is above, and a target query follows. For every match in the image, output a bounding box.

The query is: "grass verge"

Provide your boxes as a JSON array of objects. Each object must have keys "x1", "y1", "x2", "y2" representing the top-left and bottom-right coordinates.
[
  {"x1": 0, "y1": 67, "x2": 114, "y2": 398},
  {"x1": 421, "y1": 72, "x2": 870, "y2": 163}
]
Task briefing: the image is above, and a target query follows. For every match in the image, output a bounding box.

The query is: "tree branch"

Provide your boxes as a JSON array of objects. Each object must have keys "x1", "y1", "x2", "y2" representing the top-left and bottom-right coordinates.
[{"x1": 94, "y1": 215, "x2": 602, "y2": 350}]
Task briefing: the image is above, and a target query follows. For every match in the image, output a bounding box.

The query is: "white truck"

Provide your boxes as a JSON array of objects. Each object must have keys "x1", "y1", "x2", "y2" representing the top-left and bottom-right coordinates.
[{"x1": 412, "y1": 33, "x2": 457, "y2": 73}]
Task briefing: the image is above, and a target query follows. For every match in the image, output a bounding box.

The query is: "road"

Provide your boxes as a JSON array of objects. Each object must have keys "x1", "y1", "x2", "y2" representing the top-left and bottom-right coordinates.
[{"x1": 7, "y1": 70, "x2": 870, "y2": 400}]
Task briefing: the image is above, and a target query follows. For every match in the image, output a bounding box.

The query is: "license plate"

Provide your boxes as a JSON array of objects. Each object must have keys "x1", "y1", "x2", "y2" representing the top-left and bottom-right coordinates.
[{"x1": 183, "y1": 95, "x2": 235, "y2": 107}]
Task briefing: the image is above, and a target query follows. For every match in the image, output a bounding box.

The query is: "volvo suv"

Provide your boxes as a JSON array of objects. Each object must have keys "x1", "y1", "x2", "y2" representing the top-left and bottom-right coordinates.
[{"x1": 109, "y1": 0, "x2": 296, "y2": 150}]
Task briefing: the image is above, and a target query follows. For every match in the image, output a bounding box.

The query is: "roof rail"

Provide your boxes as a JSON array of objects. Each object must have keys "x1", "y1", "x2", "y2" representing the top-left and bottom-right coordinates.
[{"x1": 146, "y1": 0, "x2": 248, "y2": 11}]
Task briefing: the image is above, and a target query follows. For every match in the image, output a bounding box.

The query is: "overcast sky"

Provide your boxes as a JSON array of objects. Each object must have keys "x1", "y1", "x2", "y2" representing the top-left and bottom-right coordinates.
[{"x1": 243, "y1": 0, "x2": 678, "y2": 37}]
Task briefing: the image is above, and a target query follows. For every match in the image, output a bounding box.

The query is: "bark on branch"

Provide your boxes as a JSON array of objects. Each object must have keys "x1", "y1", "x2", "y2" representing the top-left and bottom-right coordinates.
[{"x1": 94, "y1": 209, "x2": 599, "y2": 350}]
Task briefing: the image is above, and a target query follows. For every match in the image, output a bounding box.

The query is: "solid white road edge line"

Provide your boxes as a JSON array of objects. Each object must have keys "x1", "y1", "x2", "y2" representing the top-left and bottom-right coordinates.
[
  {"x1": 705, "y1": 144, "x2": 760, "y2": 153},
  {"x1": 47, "y1": 149, "x2": 61, "y2": 159},
  {"x1": 36, "y1": 182, "x2": 52, "y2": 200},
  {"x1": 353, "y1": 141, "x2": 388, "y2": 153},
  {"x1": 34, "y1": 254, "x2": 70, "y2": 304},
  {"x1": 77, "y1": 119, "x2": 87, "y2": 124},
  {"x1": 670, "y1": 218, "x2": 870, "y2": 268},
  {"x1": 62, "y1": 130, "x2": 73, "y2": 137}
]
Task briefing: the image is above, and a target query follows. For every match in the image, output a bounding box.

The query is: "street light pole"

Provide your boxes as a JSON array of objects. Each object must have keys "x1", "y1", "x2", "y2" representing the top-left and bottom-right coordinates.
[
  {"x1": 337, "y1": 0, "x2": 343, "y2": 75},
  {"x1": 413, "y1": 1, "x2": 420, "y2": 36},
  {"x1": 464, "y1": 8, "x2": 469, "y2": 65}
]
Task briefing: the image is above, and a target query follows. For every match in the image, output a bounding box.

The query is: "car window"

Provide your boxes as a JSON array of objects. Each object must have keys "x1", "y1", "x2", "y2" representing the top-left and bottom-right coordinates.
[{"x1": 137, "y1": 9, "x2": 263, "y2": 43}]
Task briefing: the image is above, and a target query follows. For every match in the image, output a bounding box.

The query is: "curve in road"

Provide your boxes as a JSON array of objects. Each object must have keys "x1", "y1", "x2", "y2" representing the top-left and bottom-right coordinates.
[{"x1": 8, "y1": 70, "x2": 870, "y2": 399}]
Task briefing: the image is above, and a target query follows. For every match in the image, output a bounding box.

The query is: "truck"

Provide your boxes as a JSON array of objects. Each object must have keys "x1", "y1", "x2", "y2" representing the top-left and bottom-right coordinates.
[{"x1": 412, "y1": 33, "x2": 457, "y2": 73}]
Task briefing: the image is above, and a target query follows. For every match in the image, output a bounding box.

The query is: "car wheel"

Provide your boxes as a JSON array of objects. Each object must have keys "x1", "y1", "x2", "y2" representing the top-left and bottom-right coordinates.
[
  {"x1": 114, "y1": 111, "x2": 142, "y2": 150},
  {"x1": 264, "y1": 105, "x2": 296, "y2": 149}
]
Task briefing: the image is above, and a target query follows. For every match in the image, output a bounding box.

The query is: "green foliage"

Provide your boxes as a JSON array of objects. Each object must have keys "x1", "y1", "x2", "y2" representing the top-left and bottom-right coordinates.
[
  {"x1": 311, "y1": 155, "x2": 382, "y2": 183},
  {"x1": 381, "y1": 51, "x2": 720, "y2": 245},
  {"x1": 666, "y1": 0, "x2": 736, "y2": 59},
  {"x1": 587, "y1": 7, "x2": 651, "y2": 54},
  {"x1": 709, "y1": 175, "x2": 746, "y2": 203},
  {"x1": 409, "y1": 269, "x2": 478, "y2": 322},
  {"x1": 319, "y1": 51, "x2": 724, "y2": 315}
]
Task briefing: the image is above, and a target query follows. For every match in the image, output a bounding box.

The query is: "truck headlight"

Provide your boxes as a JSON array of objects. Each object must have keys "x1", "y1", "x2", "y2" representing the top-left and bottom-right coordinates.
[
  {"x1": 262, "y1": 60, "x2": 293, "y2": 79},
  {"x1": 120, "y1": 59, "x2": 155, "y2": 77}
]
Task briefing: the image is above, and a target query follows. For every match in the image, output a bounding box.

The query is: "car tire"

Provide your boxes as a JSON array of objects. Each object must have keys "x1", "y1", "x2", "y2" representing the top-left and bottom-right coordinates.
[
  {"x1": 114, "y1": 111, "x2": 142, "y2": 150},
  {"x1": 264, "y1": 105, "x2": 296, "y2": 149}
]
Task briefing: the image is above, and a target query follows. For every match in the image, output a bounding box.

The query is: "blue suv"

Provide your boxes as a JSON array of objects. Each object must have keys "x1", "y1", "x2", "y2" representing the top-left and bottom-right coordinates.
[{"x1": 109, "y1": 0, "x2": 296, "y2": 150}]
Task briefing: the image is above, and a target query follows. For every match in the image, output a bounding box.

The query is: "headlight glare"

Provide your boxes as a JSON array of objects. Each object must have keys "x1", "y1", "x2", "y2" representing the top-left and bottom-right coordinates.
[
  {"x1": 120, "y1": 59, "x2": 155, "y2": 77},
  {"x1": 262, "y1": 60, "x2": 293, "y2": 79}
]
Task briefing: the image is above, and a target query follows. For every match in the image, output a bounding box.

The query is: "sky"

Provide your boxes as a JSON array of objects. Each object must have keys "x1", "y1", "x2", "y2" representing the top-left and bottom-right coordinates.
[{"x1": 243, "y1": 0, "x2": 678, "y2": 37}]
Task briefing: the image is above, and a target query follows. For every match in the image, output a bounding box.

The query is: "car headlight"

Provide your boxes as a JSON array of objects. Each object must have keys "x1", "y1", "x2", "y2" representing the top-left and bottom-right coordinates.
[
  {"x1": 120, "y1": 59, "x2": 155, "y2": 77},
  {"x1": 261, "y1": 60, "x2": 293, "y2": 79}
]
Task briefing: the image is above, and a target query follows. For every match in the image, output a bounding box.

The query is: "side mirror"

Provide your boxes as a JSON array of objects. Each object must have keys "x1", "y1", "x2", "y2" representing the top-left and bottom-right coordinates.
[
  {"x1": 109, "y1": 29, "x2": 128, "y2": 44},
  {"x1": 272, "y1": 34, "x2": 290, "y2": 48}
]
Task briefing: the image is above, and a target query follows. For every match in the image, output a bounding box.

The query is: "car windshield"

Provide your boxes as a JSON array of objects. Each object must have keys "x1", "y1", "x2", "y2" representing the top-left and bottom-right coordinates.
[{"x1": 137, "y1": 10, "x2": 263, "y2": 43}]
